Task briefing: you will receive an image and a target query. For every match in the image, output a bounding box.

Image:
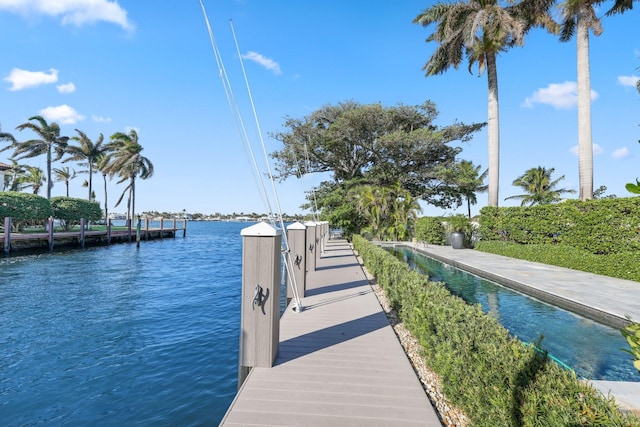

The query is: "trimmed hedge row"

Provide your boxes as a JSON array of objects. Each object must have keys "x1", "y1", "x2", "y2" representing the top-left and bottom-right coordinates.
[
  {"x1": 51, "y1": 197, "x2": 103, "y2": 231},
  {"x1": 479, "y1": 198, "x2": 640, "y2": 255},
  {"x1": 1, "y1": 192, "x2": 101, "y2": 232},
  {"x1": 352, "y1": 235, "x2": 639, "y2": 426}
]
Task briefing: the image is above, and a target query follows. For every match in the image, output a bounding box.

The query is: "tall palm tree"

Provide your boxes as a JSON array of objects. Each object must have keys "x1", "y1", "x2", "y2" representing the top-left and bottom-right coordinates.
[
  {"x1": 106, "y1": 130, "x2": 154, "y2": 221},
  {"x1": 559, "y1": 0, "x2": 637, "y2": 201},
  {"x1": 53, "y1": 166, "x2": 77, "y2": 197},
  {"x1": 64, "y1": 130, "x2": 106, "y2": 201},
  {"x1": 12, "y1": 116, "x2": 69, "y2": 201},
  {"x1": 505, "y1": 166, "x2": 576, "y2": 206},
  {"x1": 413, "y1": 0, "x2": 557, "y2": 208}
]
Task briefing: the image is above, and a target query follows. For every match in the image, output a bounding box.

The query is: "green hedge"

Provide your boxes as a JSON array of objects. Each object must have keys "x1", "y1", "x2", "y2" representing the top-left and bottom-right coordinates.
[
  {"x1": 0, "y1": 192, "x2": 53, "y2": 231},
  {"x1": 352, "y1": 235, "x2": 639, "y2": 426},
  {"x1": 479, "y1": 198, "x2": 640, "y2": 255},
  {"x1": 415, "y1": 216, "x2": 446, "y2": 245},
  {"x1": 51, "y1": 197, "x2": 103, "y2": 231}
]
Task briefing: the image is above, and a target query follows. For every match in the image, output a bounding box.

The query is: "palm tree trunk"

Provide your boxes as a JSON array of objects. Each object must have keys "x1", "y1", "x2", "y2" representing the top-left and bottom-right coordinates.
[
  {"x1": 88, "y1": 164, "x2": 93, "y2": 201},
  {"x1": 131, "y1": 177, "x2": 136, "y2": 223},
  {"x1": 577, "y1": 8, "x2": 593, "y2": 201},
  {"x1": 486, "y1": 52, "x2": 500, "y2": 207},
  {"x1": 103, "y1": 174, "x2": 108, "y2": 221},
  {"x1": 46, "y1": 146, "x2": 52, "y2": 201}
]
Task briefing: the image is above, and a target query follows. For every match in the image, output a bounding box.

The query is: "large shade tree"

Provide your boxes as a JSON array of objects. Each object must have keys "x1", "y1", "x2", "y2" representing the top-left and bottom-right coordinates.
[
  {"x1": 505, "y1": 166, "x2": 576, "y2": 206},
  {"x1": 106, "y1": 130, "x2": 154, "y2": 221},
  {"x1": 64, "y1": 130, "x2": 107, "y2": 201},
  {"x1": 11, "y1": 116, "x2": 69, "y2": 201},
  {"x1": 413, "y1": 0, "x2": 557, "y2": 208},
  {"x1": 559, "y1": 0, "x2": 637, "y2": 201},
  {"x1": 272, "y1": 101, "x2": 485, "y2": 207},
  {"x1": 272, "y1": 101, "x2": 485, "y2": 237}
]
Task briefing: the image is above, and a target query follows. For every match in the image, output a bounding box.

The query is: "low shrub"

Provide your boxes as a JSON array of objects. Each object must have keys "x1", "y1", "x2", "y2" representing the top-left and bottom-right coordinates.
[
  {"x1": 352, "y1": 235, "x2": 640, "y2": 426},
  {"x1": 51, "y1": 197, "x2": 103, "y2": 231},
  {"x1": 0, "y1": 192, "x2": 52, "y2": 232},
  {"x1": 415, "y1": 216, "x2": 445, "y2": 245}
]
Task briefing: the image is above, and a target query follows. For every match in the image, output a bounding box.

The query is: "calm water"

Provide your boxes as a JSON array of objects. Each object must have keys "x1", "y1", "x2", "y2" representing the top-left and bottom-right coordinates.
[
  {"x1": 389, "y1": 246, "x2": 640, "y2": 382},
  {"x1": 1, "y1": 221, "x2": 247, "y2": 426}
]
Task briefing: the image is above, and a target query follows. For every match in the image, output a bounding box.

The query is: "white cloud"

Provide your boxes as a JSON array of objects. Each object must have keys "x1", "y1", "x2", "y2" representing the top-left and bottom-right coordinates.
[
  {"x1": 92, "y1": 114, "x2": 111, "y2": 123},
  {"x1": 522, "y1": 81, "x2": 599, "y2": 109},
  {"x1": 0, "y1": 0, "x2": 134, "y2": 31},
  {"x1": 617, "y1": 75, "x2": 639, "y2": 88},
  {"x1": 241, "y1": 51, "x2": 282, "y2": 75},
  {"x1": 57, "y1": 82, "x2": 75, "y2": 93},
  {"x1": 612, "y1": 147, "x2": 631, "y2": 159},
  {"x1": 39, "y1": 104, "x2": 85, "y2": 124},
  {"x1": 4, "y1": 67, "x2": 58, "y2": 91},
  {"x1": 570, "y1": 143, "x2": 603, "y2": 156}
]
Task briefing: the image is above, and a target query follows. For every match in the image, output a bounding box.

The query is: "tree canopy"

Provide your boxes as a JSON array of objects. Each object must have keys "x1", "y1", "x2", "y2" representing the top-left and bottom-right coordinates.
[
  {"x1": 271, "y1": 100, "x2": 485, "y2": 207},
  {"x1": 271, "y1": 101, "x2": 485, "y2": 237}
]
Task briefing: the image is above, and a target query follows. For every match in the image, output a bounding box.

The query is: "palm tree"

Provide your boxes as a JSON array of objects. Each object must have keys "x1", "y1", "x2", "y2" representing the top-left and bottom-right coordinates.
[
  {"x1": 413, "y1": 0, "x2": 556, "y2": 208},
  {"x1": 505, "y1": 166, "x2": 576, "y2": 206},
  {"x1": 3, "y1": 159, "x2": 26, "y2": 191},
  {"x1": 12, "y1": 116, "x2": 69, "y2": 201},
  {"x1": 559, "y1": 0, "x2": 636, "y2": 201},
  {"x1": 17, "y1": 166, "x2": 46, "y2": 195},
  {"x1": 53, "y1": 166, "x2": 77, "y2": 197},
  {"x1": 105, "y1": 130, "x2": 154, "y2": 221},
  {"x1": 96, "y1": 153, "x2": 112, "y2": 220},
  {"x1": 64, "y1": 130, "x2": 107, "y2": 201},
  {"x1": 438, "y1": 160, "x2": 488, "y2": 218}
]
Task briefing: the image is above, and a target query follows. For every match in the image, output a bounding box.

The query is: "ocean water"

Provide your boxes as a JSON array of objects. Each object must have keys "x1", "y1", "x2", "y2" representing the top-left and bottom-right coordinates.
[{"x1": 0, "y1": 221, "x2": 247, "y2": 426}]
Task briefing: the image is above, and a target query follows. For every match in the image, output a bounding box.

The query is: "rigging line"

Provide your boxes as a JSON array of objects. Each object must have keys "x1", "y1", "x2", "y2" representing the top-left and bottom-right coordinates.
[
  {"x1": 199, "y1": 0, "x2": 273, "y2": 217},
  {"x1": 229, "y1": 19, "x2": 303, "y2": 312}
]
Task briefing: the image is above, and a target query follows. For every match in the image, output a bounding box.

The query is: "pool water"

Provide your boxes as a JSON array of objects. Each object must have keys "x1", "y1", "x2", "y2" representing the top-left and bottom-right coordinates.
[{"x1": 388, "y1": 246, "x2": 639, "y2": 382}]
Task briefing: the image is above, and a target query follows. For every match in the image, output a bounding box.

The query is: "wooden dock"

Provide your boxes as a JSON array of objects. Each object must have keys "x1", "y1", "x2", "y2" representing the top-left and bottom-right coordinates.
[
  {"x1": 2, "y1": 218, "x2": 187, "y2": 254},
  {"x1": 220, "y1": 239, "x2": 441, "y2": 426}
]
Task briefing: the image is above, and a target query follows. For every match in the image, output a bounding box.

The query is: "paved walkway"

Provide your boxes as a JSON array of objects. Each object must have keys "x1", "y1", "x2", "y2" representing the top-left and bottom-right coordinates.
[
  {"x1": 220, "y1": 239, "x2": 442, "y2": 426},
  {"x1": 404, "y1": 242, "x2": 640, "y2": 415}
]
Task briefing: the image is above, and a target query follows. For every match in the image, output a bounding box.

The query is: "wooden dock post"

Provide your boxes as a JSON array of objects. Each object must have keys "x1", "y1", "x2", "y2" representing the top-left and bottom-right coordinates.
[
  {"x1": 145, "y1": 218, "x2": 149, "y2": 240},
  {"x1": 183, "y1": 219, "x2": 187, "y2": 237},
  {"x1": 315, "y1": 221, "x2": 322, "y2": 262},
  {"x1": 80, "y1": 218, "x2": 86, "y2": 248},
  {"x1": 48, "y1": 218, "x2": 54, "y2": 251},
  {"x1": 4, "y1": 217, "x2": 10, "y2": 255},
  {"x1": 107, "y1": 219, "x2": 112, "y2": 245},
  {"x1": 160, "y1": 219, "x2": 164, "y2": 239},
  {"x1": 286, "y1": 222, "x2": 307, "y2": 305},
  {"x1": 238, "y1": 222, "x2": 282, "y2": 388},
  {"x1": 303, "y1": 221, "x2": 317, "y2": 272},
  {"x1": 136, "y1": 216, "x2": 141, "y2": 248},
  {"x1": 127, "y1": 218, "x2": 132, "y2": 243}
]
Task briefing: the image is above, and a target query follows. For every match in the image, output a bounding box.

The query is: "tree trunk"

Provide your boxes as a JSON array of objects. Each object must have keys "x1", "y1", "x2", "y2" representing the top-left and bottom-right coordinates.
[
  {"x1": 486, "y1": 52, "x2": 500, "y2": 207},
  {"x1": 577, "y1": 9, "x2": 593, "y2": 201},
  {"x1": 46, "y1": 146, "x2": 52, "y2": 201}
]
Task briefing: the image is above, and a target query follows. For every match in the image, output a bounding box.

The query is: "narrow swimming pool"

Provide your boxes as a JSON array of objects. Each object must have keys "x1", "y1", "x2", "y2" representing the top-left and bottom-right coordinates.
[{"x1": 386, "y1": 246, "x2": 639, "y2": 382}]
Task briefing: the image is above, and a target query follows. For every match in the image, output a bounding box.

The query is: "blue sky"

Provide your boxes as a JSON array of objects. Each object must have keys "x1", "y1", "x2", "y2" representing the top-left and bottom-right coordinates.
[{"x1": 0, "y1": 0, "x2": 638, "y2": 218}]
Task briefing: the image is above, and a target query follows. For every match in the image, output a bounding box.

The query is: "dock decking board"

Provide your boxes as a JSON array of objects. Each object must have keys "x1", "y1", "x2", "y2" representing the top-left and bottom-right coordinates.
[{"x1": 220, "y1": 239, "x2": 441, "y2": 426}]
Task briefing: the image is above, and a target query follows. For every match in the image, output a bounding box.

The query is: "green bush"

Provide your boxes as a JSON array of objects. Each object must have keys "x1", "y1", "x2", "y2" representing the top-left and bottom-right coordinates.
[
  {"x1": 414, "y1": 216, "x2": 445, "y2": 245},
  {"x1": 0, "y1": 192, "x2": 53, "y2": 231},
  {"x1": 478, "y1": 198, "x2": 640, "y2": 255},
  {"x1": 51, "y1": 197, "x2": 103, "y2": 231},
  {"x1": 352, "y1": 235, "x2": 640, "y2": 426}
]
